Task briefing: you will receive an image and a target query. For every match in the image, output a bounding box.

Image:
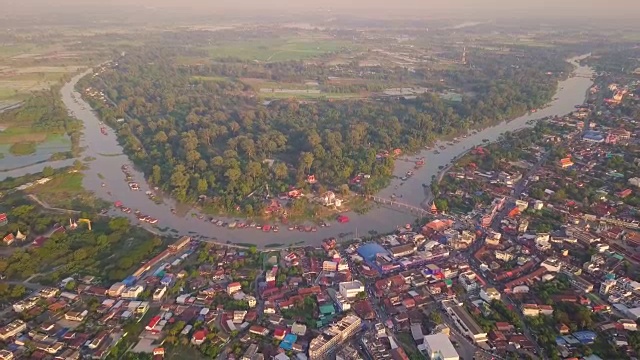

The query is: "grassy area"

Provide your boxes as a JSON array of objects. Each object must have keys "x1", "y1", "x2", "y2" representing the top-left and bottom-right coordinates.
[
  {"x1": 9, "y1": 141, "x2": 36, "y2": 155},
  {"x1": 240, "y1": 78, "x2": 314, "y2": 90},
  {"x1": 0, "y1": 44, "x2": 38, "y2": 58},
  {"x1": 191, "y1": 75, "x2": 232, "y2": 83},
  {"x1": 0, "y1": 88, "x2": 22, "y2": 101},
  {"x1": 259, "y1": 91, "x2": 365, "y2": 100},
  {"x1": 396, "y1": 333, "x2": 426, "y2": 359},
  {"x1": 204, "y1": 37, "x2": 357, "y2": 62},
  {"x1": 27, "y1": 171, "x2": 108, "y2": 211},
  {"x1": 0, "y1": 125, "x2": 49, "y2": 144},
  {"x1": 165, "y1": 346, "x2": 209, "y2": 360}
]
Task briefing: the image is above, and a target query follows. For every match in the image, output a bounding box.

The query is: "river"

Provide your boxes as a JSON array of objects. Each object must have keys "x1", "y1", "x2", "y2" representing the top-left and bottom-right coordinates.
[{"x1": 53, "y1": 55, "x2": 594, "y2": 248}]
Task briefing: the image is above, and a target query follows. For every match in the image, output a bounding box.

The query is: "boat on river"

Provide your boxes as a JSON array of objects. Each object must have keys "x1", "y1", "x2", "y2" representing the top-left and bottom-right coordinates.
[{"x1": 51, "y1": 57, "x2": 593, "y2": 247}]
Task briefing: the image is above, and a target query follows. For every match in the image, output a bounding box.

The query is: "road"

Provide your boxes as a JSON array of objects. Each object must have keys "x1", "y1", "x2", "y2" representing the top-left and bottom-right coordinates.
[
  {"x1": 471, "y1": 144, "x2": 558, "y2": 358},
  {"x1": 27, "y1": 194, "x2": 81, "y2": 214}
]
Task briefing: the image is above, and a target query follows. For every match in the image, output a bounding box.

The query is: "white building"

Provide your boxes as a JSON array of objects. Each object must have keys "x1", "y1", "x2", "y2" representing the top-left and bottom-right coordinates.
[
  {"x1": 0, "y1": 319, "x2": 26, "y2": 341},
  {"x1": 152, "y1": 287, "x2": 167, "y2": 301},
  {"x1": 338, "y1": 280, "x2": 365, "y2": 299},
  {"x1": 291, "y1": 323, "x2": 307, "y2": 336},
  {"x1": 541, "y1": 258, "x2": 562, "y2": 273},
  {"x1": 12, "y1": 296, "x2": 39, "y2": 313},
  {"x1": 245, "y1": 295, "x2": 257, "y2": 308},
  {"x1": 423, "y1": 333, "x2": 460, "y2": 360},
  {"x1": 533, "y1": 200, "x2": 544, "y2": 210},
  {"x1": 479, "y1": 288, "x2": 501, "y2": 303},
  {"x1": 515, "y1": 199, "x2": 529, "y2": 211},
  {"x1": 495, "y1": 250, "x2": 514, "y2": 262},
  {"x1": 458, "y1": 271, "x2": 479, "y2": 292},
  {"x1": 121, "y1": 285, "x2": 144, "y2": 299},
  {"x1": 337, "y1": 261, "x2": 349, "y2": 272},
  {"x1": 108, "y1": 282, "x2": 126, "y2": 297}
]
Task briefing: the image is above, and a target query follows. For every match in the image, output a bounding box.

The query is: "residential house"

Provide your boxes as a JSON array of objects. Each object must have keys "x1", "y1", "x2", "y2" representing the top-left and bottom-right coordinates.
[
  {"x1": 227, "y1": 282, "x2": 242, "y2": 295},
  {"x1": 192, "y1": 330, "x2": 207, "y2": 345}
]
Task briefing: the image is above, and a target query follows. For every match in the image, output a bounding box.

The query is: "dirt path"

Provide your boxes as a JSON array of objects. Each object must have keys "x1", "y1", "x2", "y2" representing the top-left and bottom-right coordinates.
[{"x1": 27, "y1": 194, "x2": 80, "y2": 214}]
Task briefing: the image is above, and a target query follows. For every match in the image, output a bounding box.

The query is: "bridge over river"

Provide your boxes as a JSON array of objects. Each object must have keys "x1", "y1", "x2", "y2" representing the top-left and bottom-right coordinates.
[{"x1": 366, "y1": 195, "x2": 431, "y2": 217}]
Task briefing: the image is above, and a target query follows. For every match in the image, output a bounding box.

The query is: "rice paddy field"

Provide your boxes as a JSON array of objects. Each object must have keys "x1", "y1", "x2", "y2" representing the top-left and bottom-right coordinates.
[
  {"x1": 204, "y1": 37, "x2": 359, "y2": 62},
  {"x1": 0, "y1": 41, "x2": 89, "y2": 103}
]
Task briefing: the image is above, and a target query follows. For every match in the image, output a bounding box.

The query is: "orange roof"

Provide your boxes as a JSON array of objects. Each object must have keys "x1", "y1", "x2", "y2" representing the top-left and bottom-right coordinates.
[{"x1": 423, "y1": 219, "x2": 453, "y2": 232}]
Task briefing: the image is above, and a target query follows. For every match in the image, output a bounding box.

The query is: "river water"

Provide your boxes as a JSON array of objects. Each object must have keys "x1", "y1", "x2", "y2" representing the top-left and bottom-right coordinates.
[{"x1": 51, "y1": 55, "x2": 594, "y2": 247}]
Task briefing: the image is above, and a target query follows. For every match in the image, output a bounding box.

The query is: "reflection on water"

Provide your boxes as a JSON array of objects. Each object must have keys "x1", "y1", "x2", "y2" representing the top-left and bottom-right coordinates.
[
  {"x1": 52, "y1": 56, "x2": 595, "y2": 247},
  {"x1": 0, "y1": 139, "x2": 71, "y2": 173}
]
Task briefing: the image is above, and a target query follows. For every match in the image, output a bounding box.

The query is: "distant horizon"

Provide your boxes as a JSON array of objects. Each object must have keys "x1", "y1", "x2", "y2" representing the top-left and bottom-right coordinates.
[{"x1": 3, "y1": 0, "x2": 640, "y2": 22}]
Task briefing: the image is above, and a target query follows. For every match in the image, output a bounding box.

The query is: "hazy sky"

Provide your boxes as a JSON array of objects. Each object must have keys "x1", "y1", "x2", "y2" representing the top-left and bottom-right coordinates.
[{"x1": 5, "y1": 0, "x2": 640, "y2": 20}]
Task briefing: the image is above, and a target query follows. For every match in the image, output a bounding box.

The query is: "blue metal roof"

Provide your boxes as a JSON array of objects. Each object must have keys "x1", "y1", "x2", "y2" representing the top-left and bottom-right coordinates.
[{"x1": 357, "y1": 243, "x2": 387, "y2": 261}]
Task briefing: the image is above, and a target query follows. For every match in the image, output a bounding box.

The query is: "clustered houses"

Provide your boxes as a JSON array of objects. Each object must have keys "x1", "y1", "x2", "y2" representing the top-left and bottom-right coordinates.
[
  {"x1": 0, "y1": 236, "x2": 198, "y2": 360},
  {"x1": 0, "y1": 284, "x2": 138, "y2": 359},
  {"x1": 417, "y1": 77, "x2": 640, "y2": 358}
]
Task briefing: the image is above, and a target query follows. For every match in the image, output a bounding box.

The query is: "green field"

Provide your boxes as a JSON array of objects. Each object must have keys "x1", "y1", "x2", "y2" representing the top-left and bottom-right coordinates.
[
  {"x1": 191, "y1": 75, "x2": 232, "y2": 82},
  {"x1": 0, "y1": 88, "x2": 20, "y2": 100},
  {"x1": 0, "y1": 44, "x2": 38, "y2": 58},
  {"x1": 9, "y1": 142, "x2": 36, "y2": 155},
  {"x1": 33, "y1": 171, "x2": 83, "y2": 193},
  {"x1": 27, "y1": 171, "x2": 108, "y2": 211},
  {"x1": 0, "y1": 125, "x2": 49, "y2": 144},
  {"x1": 259, "y1": 91, "x2": 364, "y2": 100},
  {"x1": 205, "y1": 38, "x2": 357, "y2": 62}
]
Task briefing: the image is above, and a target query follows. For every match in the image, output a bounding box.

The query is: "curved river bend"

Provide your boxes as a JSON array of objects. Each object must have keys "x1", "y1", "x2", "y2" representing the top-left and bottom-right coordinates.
[{"x1": 57, "y1": 55, "x2": 594, "y2": 248}]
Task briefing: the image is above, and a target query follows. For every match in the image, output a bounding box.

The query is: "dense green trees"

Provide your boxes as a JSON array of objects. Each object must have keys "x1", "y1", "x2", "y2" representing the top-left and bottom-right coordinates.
[
  {"x1": 0, "y1": 195, "x2": 166, "y2": 282},
  {"x1": 80, "y1": 46, "x2": 566, "y2": 215},
  {"x1": 0, "y1": 90, "x2": 82, "y2": 158}
]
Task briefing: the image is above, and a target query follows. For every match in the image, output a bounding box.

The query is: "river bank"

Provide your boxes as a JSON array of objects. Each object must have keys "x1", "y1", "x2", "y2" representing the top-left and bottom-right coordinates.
[{"x1": 44, "y1": 55, "x2": 595, "y2": 248}]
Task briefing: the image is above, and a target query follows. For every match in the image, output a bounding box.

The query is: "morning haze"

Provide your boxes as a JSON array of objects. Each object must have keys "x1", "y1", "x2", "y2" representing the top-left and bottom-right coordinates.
[{"x1": 6, "y1": 0, "x2": 640, "y2": 20}]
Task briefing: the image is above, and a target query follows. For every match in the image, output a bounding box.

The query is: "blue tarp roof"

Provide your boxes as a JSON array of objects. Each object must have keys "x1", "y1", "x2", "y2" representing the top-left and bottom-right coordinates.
[
  {"x1": 573, "y1": 331, "x2": 596, "y2": 343},
  {"x1": 357, "y1": 243, "x2": 387, "y2": 261},
  {"x1": 280, "y1": 334, "x2": 297, "y2": 350}
]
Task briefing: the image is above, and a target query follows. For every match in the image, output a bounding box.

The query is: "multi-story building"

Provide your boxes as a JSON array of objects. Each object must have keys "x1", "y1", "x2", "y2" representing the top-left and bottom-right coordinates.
[
  {"x1": 518, "y1": 219, "x2": 529, "y2": 234},
  {"x1": 0, "y1": 319, "x2": 26, "y2": 341},
  {"x1": 339, "y1": 281, "x2": 365, "y2": 299},
  {"x1": 233, "y1": 310, "x2": 247, "y2": 323},
  {"x1": 266, "y1": 266, "x2": 278, "y2": 288},
  {"x1": 600, "y1": 278, "x2": 617, "y2": 296},
  {"x1": 12, "y1": 296, "x2": 39, "y2": 313},
  {"x1": 479, "y1": 288, "x2": 501, "y2": 303},
  {"x1": 337, "y1": 261, "x2": 349, "y2": 272},
  {"x1": 241, "y1": 344, "x2": 258, "y2": 360},
  {"x1": 458, "y1": 271, "x2": 479, "y2": 292},
  {"x1": 121, "y1": 285, "x2": 144, "y2": 299},
  {"x1": 328, "y1": 290, "x2": 351, "y2": 312},
  {"x1": 309, "y1": 314, "x2": 362, "y2": 359},
  {"x1": 540, "y1": 258, "x2": 562, "y2": 273},
  {"x1": 0, "y1": 349, "x2": 14, "y2": 360},
  {"x1": 495, "y1": 250, "x2": 514, "y2": 262},
  {"x1": 245, "y1": 295, "x2": 257, "y2": 308},
  {"x1": 323, "y1": 261, "x2": 338, "y2": 272},
  {"x1": 423, "y1": 333, "x2": 460, "y2": 360},
  {"x1": 564, "y1": 273, "x2": 594, "y2": 293},
  {"x1": 445, "y1": 305, "x2": 487, "y2": 343}
]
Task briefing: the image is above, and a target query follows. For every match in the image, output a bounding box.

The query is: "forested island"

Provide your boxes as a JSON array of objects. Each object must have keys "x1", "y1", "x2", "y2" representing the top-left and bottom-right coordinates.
[{"x1": 78, "y1": 33, "x2": 573, "y2": 217}]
